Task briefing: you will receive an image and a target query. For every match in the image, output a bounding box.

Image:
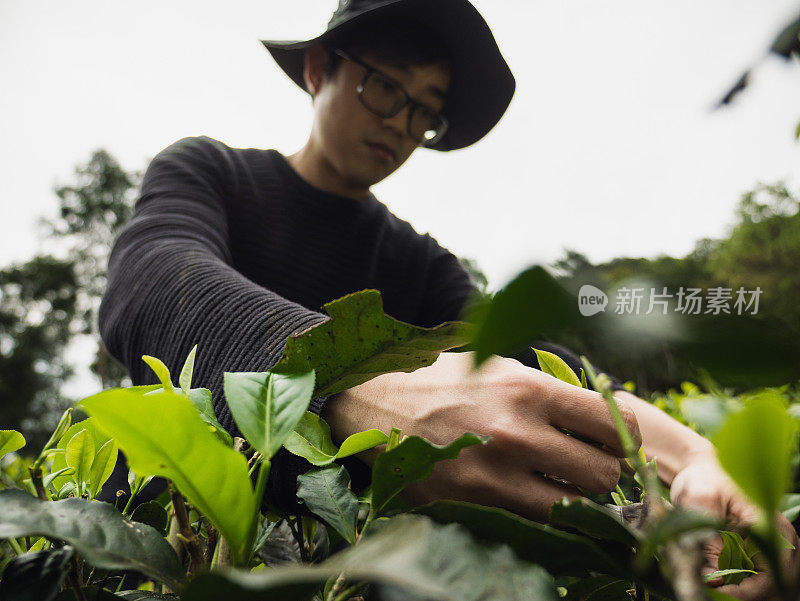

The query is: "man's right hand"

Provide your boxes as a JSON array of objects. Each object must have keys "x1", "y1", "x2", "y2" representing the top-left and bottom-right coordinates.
[{"x1": 322, "y1": 351, "x2": 641, "y2": 521}]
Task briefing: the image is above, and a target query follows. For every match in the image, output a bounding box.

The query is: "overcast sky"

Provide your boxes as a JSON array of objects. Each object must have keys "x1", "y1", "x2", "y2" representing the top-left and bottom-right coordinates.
[{"x1": 2, "y1": 1, "x2": 799, "y2": 289}]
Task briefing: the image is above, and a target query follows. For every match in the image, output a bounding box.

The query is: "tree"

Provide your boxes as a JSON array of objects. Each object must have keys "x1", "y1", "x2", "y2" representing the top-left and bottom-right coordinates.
[
  {"x1": 0, "y1": 257, "x2": 77, "y2": 445},
  {"x1": 0, "y1": 150, "x2": 140, "y2": 449},
  {"x1": 552, "y1": 183, "x2": 800, "y2": 393}
]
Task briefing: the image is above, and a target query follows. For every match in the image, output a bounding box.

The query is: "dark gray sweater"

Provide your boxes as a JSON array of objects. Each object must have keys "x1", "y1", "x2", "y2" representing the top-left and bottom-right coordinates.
[{"x1": 98, "y1": 135, "x2": 605, "y2": 510}]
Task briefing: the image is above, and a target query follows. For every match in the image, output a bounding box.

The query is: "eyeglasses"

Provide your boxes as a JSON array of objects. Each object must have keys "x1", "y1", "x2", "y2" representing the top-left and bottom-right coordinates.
[{"x1": 332, "y1": 48, "x2": 449, "y2": 147}]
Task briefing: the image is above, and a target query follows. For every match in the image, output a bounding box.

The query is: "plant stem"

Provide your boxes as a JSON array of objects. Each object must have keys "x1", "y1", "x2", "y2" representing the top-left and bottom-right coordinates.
[
  {"x1": 332, "y1": 582, "x2": 364, "y2": 601},
  {"x1": 68, "y1": 557, "x2": 89, "y2": 601},
  {"x1": 168, "y1": 481, "x2": 205, "y2": 574},
  {"x1": 287, "y1": 516, "x2": 309, "y2": 563},
  {"x1": 27, "y1": 466, "x2": 49, "y2": 501},
  {"x1": 204, "y1": 523, "x2": 219, "y2": 567},
  {"x1": 326, "y1": 572, "x2": 347, "y2": 601},
  {"x1": 6, "y1": 537, "x2": 24, "y2": 555}
]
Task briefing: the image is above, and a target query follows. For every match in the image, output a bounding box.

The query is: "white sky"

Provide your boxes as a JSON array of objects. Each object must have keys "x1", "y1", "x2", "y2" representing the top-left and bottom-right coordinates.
[{"x1": 1, "y1": 1, "x2": 799, "y2": 289}]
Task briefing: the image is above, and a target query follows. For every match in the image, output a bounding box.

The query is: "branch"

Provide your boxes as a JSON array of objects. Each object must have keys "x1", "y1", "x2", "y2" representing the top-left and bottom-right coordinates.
[{"x1": 168, "y1": 481, "x2": 205, "y2": 574}]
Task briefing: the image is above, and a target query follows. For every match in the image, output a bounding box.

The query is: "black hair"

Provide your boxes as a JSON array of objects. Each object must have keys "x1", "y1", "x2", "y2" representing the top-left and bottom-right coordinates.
[{"x1": 322, "y1": 17, "x2": 451, "y2": 77}]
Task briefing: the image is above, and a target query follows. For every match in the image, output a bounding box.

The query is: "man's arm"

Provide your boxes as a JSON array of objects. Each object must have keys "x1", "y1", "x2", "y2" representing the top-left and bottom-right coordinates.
[{"x1": 98, "y1": 136, "x2": 329, "y2": 509}]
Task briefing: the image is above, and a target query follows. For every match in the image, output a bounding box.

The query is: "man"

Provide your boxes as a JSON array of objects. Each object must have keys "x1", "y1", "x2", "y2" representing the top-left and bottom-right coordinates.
[{"x1": 99, "y1": 0, "x2": 794, "y2": 597}]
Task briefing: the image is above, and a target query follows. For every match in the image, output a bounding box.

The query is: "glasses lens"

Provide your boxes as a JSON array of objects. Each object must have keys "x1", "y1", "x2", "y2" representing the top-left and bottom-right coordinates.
[
  {"x1": 361, "y1": 72, "x2": 405, "y2": 117},
  {"x1": 410, "y1": 106, "x2": 446, "y2": 145}
]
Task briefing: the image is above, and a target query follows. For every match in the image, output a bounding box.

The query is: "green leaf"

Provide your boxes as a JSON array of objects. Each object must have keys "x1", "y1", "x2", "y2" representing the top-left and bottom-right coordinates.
[
  {"x1": 713, "y1": 393, "x2": 796, "y2": 515},
  {"x1": 337, "y1": 429, "x2": 388, "y2": 459},
  {"x1": 548, "y1": 498, "x2": 639, "y2": 548},
  {"x1": 141, "y1": 355, "x2": 174, "y2": 392},
  {"x1": 468, "y1": 266, "x2": 584, "y2": 367},
  {"x1": 414, "y1": 500, "x2": 630, "y2": 577},
  {"x1": 34, "y1": 408, "x2": 71, "y2": 467},
  {"x1": 131, "y1": 501, "x2": 169, "y2": 537},
  {"x1": 180, "y1": 344, "x2": 198, "y2": 395},
  {"x1": 386, "y1": 426, "x2": 402, "y2": 452},
  {"x1": 270, "y1": 290, "x2": 470, "y2": 397},
  {"x1": 283, "y1": 412, "x2": 387, "y2": 466},
  {"x1": 51, "y1": 418, "x2": 116, "y2": 493},
  {"x1": 370, "y1": 433, "x2": 487, "y2": 517},
  {"x1": 704, "y1": 569, "x2": 757, "y2": 584},
  {"x1": 87, "y1": 438, "x2": 119, "y2": 498},
  {"x1": 282, "y1": 412, "x2": 339, "y2": 465},
  {"x1": 0, "y1": 545, "x2": 74, "y2": 601},
  {"x1": 65, "y1": 429, "x2": 95, "y2": 495},
  {"x1": 534, "y1": 348, "x2": 582, "y2": 387},
  {"x1": 182, "y1": 514, "x2": 557, "y2": 601},
  {"x1": 43, "y1": 467, "x2": 75, "y2": 490},
  {"x1": 0, "y1": 489, "x2": 183, "y2": 589},
  {"x1": 53, "y1": 587, "x2": 121, "y2": 601},
  {"x1": 0, "y1": 430, "x2": 25, "y2": 461},
  {"x1": 188, "y1": 387, "x2": 232, "y2": 446},
  {"x1": 717, "y1": 531, "x2": 755, "y2": 584},
  {"x1": 297, "y1": 465, "x2": 359, "y2": 545},
  {"x1": 779, "y1": 493, "x2": 800, "y2": 522},
  {"x1": 79, "y1": 388, "x2": 256, "y2": 563},
  {"x1": 224, "y1": 370, "x2": 315, "y2": 459}
]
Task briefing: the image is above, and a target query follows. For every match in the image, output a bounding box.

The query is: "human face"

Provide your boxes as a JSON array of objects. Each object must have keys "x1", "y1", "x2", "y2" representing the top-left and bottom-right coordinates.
[{"x1": 310, "y1": 47, "x2": 451, "y2": 194}]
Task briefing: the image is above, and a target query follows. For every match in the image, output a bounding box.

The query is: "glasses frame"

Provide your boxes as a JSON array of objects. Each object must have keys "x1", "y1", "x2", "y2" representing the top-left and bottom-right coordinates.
[{"x1": 332, "y1": 48, "x2": 449, "y2": 147}]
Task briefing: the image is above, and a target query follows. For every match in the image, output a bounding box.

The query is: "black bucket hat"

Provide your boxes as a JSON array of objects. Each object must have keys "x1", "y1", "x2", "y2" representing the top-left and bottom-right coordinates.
[{"x1": 260, "y1": 0, "x2": 515, "y2": 152}]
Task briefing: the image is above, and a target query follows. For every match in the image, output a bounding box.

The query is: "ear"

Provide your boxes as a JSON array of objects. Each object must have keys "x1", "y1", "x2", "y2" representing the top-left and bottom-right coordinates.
[{"x1": 302, "y1": 44, "x2": 329, "y2": 97}]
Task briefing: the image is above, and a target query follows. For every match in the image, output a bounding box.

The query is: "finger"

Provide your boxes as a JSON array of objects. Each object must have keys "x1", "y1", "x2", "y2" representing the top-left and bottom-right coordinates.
[
  {"x1": 495, "y1": 472, "x2": 582, "y2": 522},
  {"x1": 537, "y1": 376, "x2": 642, "y2": 455},
  {"x1": 497, "y1": 427, "x2": 623, "y2": 493}
]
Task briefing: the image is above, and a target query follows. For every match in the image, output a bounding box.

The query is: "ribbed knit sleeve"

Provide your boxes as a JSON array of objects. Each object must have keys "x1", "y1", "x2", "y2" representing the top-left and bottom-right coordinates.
[{"x1": 98, "y1": 136, "x2": 329, "y2": 508}]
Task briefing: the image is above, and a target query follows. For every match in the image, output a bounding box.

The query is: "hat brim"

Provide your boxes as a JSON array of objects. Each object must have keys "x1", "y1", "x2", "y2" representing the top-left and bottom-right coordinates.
[{"x1": 261, "y1": 0, "x2": 515, "y2": 151}]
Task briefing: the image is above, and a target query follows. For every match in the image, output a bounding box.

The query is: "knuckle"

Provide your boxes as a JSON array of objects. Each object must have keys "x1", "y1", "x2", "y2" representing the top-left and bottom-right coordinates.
[
  {"x1": 615, "y1": 401, "x2": 641, "y2": 446},
  {"x1": 593, "y1": 458, "x2": 621, "y2": 492}
]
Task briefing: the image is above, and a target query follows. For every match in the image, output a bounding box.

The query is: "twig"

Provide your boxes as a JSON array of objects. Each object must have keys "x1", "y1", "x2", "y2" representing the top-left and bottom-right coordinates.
[
  {"x1": 68, "y1": 557, "x2": 89, "y2": 601},
  {"x1": 204, "y1": 524, "x2": 219, "y2": 567},
  {"x1": 287, "y1": 516, "x2": 310, "y2": 563},
  {"x1": 326, "y1": 572, "x2": 347, "y2": 601},
  {"x1": 168, "y1": 481, "x2": 205, "y2": 574},
  {"x1": 27, "y1": 466, "x2": 49, "y2": 501}
]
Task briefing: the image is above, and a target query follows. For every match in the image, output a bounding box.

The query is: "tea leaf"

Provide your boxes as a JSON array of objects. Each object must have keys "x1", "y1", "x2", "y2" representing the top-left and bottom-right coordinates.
[
  {"x1": 371, "y1": 434, "x2": 487, "y2": 517},
  {"x1": 415, "y1": 500, "x2": 630, "y2": 577},
  {"x1": 183, "y1": 514, "x2": 557, "y2": 601},
  {"x1": 65, "y1": 428, "x2": 95, "y2": 495},
  {"x1": 179, "y1": 344, "x2": 198, "y2": 395},
  {"x1": 336, "y1": 429, "x2": 388, "y2": 459},
  {"x1": 283, "y1": 412, "x2": 387, "y2": 466},
  {"x1": 141, "y1": 355, "x2": 174, "y2": 392},
  {"x1": 271, "y1": 290, "x2": 470, "y2": 397},
  {"x1": 0, "y1": 545, "x2": 74, "y2": 601},
  {"x1": 80, "y1": 388, "x2": 256, "y2": 563},
  {"x1": 87, "y1": 438, "x2": 119, "y2": 498},
  {"x1": 549, "y1": 498, "x2": 639, "y2": 548},
  {"x1": 717, "y1": 531, "x2": 755, "y2": 584},
  {"x1": 713, "y1": 393, "x2": 795, "y2": 515},
  {"x1": 468, "y1": 267, "x2": 583, "y2": 367},
  {"x1": 0, "y1": 430, "x2": 25, "y2": 461},
  {"x1": 703, "y1": 569, "x2": 757, "y2": 584},
  {"x1": 51, "y1": 419, "x2": 119, "y2": 495},
  {"x1": 0, "y1": 489, "x2": 183, "y2": 589},
  {"x1": 297, "y1": 465, "x2": 359, "y2": 545},
  {"x1": 224, "y1": 370, "x2": 315, "y2": 459},
  {"x1": 534, "y1": 348, "x2": 582, "y2": 387},
  {"x1": 131, "y1": 501, "x2": 169, "y2": 537},
  {"x1": 187, "y1": 387, "x2": 232, "y2": 446}
]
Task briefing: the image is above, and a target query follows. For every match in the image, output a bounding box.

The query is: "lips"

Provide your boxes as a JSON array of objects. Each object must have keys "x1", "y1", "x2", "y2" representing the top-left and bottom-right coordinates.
[{"x1": 365, "y1": 141, "x2": 396, "y2": 163}]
